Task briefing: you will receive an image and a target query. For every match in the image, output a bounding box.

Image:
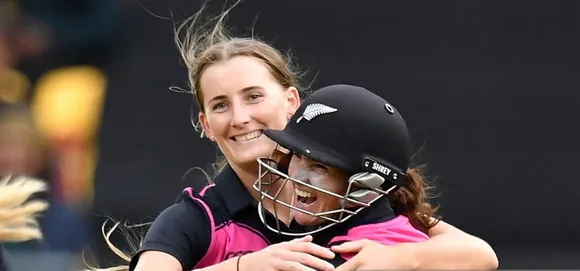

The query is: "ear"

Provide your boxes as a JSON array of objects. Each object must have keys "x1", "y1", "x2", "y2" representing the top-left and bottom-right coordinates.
[
  {"x1": 286, "y1": 86, "x2": 301, "y2": 116},
  {"x1": 198, "y1": 112, "x2": 215, "y2": 141}
]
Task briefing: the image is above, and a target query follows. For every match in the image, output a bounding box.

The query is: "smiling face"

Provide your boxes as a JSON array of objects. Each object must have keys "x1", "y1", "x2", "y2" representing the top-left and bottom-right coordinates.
[
  {"x1": 198, "y1": 56, "x2": 300, "y2": 168},
  {"x1": 287, "y1": 153, "x2": 350, "y2": 226}
]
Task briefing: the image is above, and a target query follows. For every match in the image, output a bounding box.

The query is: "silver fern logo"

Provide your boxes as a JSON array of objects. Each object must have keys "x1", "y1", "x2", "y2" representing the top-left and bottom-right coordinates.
[{"x1": 296, "y1": 103, "x2": 338, "y2": 123}]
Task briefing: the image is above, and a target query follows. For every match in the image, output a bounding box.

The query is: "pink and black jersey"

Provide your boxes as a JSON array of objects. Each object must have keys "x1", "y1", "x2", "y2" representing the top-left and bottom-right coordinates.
[
  {"x1": 307, "y1": 201, "x2": 429, "y2": 266},
  {"x1": 129, "y1": 165, "x2": 429, "y2": 270},
  {"x1": 129, "y1": 166, "x2": 293, "y2": 270}
]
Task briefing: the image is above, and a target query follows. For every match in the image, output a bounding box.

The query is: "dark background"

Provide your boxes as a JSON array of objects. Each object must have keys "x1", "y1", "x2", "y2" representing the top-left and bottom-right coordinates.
[{"x1": 2, "y1": 0, "x2": 579, "y2": 269}]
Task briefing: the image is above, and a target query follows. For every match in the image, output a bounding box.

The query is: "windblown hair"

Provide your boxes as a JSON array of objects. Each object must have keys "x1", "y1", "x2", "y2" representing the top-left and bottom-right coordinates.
[
  {"x1": 83, "y1": 221, "x2": 148, "y2": 271},
  {"x1": 175, "y1": 0, "x2": 306, "y2": 177},
  {"x1": 0, "y1": 175, "x2": 48, "y2": 243},
  {"x1": 86, "y1": 0, "x2": 306, "y2": 270},
  {"x1": 174, "y1": 2, "x2": 304, "y2": 131}
]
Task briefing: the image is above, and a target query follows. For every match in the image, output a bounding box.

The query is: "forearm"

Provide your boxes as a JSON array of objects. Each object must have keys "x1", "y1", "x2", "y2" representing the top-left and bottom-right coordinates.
[
  {"x1": 196, "y1": 256, "x2": 239, "y2": 271},
  {"x1": 406, "y1": 222, "x2": 498, "y2": 270}
]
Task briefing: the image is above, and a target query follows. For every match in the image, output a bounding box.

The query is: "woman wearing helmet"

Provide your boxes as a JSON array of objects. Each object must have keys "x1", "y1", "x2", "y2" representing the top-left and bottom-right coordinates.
[{"x1": 252, "y1": 84, "x2": 433, "y2": 266}]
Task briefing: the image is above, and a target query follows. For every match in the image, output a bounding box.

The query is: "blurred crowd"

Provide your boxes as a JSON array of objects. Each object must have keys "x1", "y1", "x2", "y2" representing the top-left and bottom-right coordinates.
[{"x1": 0, "y1": 0, "x2": 122, "y2": 269}]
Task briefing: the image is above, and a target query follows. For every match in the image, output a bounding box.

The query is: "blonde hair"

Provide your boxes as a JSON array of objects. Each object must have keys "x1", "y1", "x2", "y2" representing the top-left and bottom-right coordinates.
[
  {"x1": 82, "y1": 221, "x2": 148, "y2": 271},
  {"x1": 175, "y1": 0, "x2": 306, "y2": 176},
  {"x1": 85, "y1": 0, "x2": 307, "y2": 270},
  {"x1": 175, "y1": 1, "x2": 304, "y2": 137},
  {"x1": 0, "y1": 175, "x2": 48, "y2": 243}
]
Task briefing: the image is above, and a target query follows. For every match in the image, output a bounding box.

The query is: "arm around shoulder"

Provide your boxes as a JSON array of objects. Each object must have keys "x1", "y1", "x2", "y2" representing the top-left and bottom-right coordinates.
[
  {"x1": 130, "y1": 199, "x2": 212, "y2": 271},
  {"x1": 332, "y1": 219, "x2": 498, "y2": 271},
  {"x1": 409, "y1": 219, "x2": 499, "y2": 270}
]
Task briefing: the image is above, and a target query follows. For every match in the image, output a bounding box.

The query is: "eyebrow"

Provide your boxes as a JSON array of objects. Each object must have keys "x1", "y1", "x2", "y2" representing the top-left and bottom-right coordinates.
[{"x1": 207, "y1": 86, "x2": 264, "y2": 105}]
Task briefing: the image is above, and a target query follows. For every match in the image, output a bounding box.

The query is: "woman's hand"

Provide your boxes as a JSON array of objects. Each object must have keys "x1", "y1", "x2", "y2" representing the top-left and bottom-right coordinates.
[
  {"x1": 240, "y1": 235, "x2": 336, "y2": 271},
  {"x1": 331, "y1": 239, "x2": 419, "y2": 271}
]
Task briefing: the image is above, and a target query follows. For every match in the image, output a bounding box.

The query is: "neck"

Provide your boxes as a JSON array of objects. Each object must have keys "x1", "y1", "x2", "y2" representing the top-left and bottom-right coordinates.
[
  {"x1": 229, "y1": 161, "x2": 262, "y2": 201},
  {"x1": 230, "y1": 161, "x2": 293, "y2": 224}
]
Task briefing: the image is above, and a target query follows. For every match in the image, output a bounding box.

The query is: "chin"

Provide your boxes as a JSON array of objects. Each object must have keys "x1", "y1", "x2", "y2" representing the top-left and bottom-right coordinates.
[
  {"x1": 234, "y1": 156, "x2": 260, "y2": 166},
  {"x1": 242, "y1": 147, "x2": 277, "y2": 163},
  {"x1": 234, "y1": 152, "x2": 269, "y2": 166},
  {"x1": 294, "y1": 214, "x2": 324, "y2": 226}
]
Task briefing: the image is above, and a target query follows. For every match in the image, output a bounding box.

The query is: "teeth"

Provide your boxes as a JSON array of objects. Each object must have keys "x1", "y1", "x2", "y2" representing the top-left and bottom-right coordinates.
[
  {"x1": 234, "y1": 131, "x2": 262, "y2": 142},
  {"x1": 295, "y1": 188, "x2": 314, "y2": 198}
]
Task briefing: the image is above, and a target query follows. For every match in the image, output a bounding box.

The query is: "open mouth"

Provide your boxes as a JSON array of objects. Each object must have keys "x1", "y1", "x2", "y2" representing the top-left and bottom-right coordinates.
[
  {"x1": 295, "y1": 188, "x2": 317, "y2": 206},
  {"x1": 231, "y1": 130, "x2": 263, "y2": 142}
]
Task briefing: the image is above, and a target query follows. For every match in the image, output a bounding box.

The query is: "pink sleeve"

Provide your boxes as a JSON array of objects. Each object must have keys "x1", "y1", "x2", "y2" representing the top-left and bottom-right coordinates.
[{"x1": 328, "y1": 215, "x2": 429, "y2": 260}]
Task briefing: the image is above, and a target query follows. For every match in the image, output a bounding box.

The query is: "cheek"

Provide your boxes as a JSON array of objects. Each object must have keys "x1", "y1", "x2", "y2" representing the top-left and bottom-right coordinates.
[
  {"x1": 260, "y1": 107, "x2": 288, "y2": 129},
  {"x1": 205, "y1": 114, "x2": 229, "y2": 135},
  {"x1": 317, "y1": 181, "x2": 344, "y2": 209},
  {"x1": 308, "y1": 173, "x2": 342, "y2": 194},
  {"x1": 311, "y1": 171, "x2": 347, "y2": 195},
  {"x1": 257, "y1": 95, "x2": 291, "y2": 129},
  {"x1": 287, "y1": 158, "x2": 300, "y2": 178},
  {"x1": 321, "y1": 179, "x2": 347, "y2": 195}
]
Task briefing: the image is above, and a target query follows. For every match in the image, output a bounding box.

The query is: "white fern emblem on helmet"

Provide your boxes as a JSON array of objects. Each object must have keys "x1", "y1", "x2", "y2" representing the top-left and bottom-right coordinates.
[{"x1": 296, "y1": 103, "x2": 338, "y2": 123}]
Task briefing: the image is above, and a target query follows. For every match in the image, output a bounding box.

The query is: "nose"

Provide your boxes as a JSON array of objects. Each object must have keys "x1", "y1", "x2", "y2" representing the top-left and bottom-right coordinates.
[{"x1": 230, "y1": 103, "x2": 251, "y2": 128}]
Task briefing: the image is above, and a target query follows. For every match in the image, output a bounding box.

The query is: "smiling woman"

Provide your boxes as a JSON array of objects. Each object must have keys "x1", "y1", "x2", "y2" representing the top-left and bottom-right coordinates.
[
  {"x1": 289, "y1": 154, "x2": 352, "y2": 226},
  {"x1": 253, "y1": 84, "x2": 436, "y2": 236},
  {"x1": 198, "y1": 56, "x2": 300, "y2": 170}
]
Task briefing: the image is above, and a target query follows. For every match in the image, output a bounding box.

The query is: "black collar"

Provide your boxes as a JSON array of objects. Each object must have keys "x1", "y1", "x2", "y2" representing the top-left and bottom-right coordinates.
[{"x1": 212, "y1": 165, "x2": 257, "y2": 215}]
